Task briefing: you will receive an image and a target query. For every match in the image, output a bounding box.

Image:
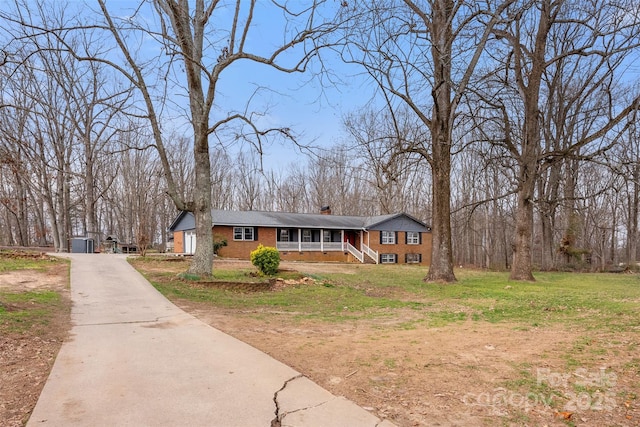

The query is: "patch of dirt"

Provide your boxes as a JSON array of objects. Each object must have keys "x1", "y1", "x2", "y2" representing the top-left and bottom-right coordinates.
[
  {"x1": 0, "y1": 259, "x2": 71, "y2": 427},
  {"x1": 132, "y1": 257, "x2": 640, "y2": 425},
  {"x1": 162, "y1": 259, "x2": 639, "y2": 426},
  {"x1": 9, "y1": 255, "x2": 637, "y2": 426},
  {"x1": 178, "y1": 303, "x2": 639, "y2": 426}
]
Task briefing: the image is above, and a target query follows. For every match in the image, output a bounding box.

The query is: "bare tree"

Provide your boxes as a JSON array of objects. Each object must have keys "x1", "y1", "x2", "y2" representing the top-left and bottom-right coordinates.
[
  {"x1": 338, "y1": 0, "x2": 515, "y2": 282},
  {"x1": 343, "y1": 109, "x2": 429, "y2": 215},
  {"x1": 611, "y1": 120, "x2": 640, "y2": 267},
  {"x1": 94, "y1": 1, "x2": 340, "y2": 275},
  {"x1": 60, "y1": 60, "x2": 131, "y2": 249},
  {"x1": 0, "y1": 34, "x2": 77, "y2": 251},
  {"x1": 3, "y1": 0, "x2": 339, "y2": 274},
  {"x1": 234, "y1": 151, "x2": 263, "y2": 211},
  {"x1": 269, "y1": 165, "x2": 311, "y2": 213},
  {"x1": 485, "y1": 0, "x2": 640, "y2": 280}
]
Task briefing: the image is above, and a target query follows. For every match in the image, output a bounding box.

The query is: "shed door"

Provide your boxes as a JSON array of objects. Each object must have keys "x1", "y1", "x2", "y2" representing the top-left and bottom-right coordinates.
[{"x1": 185, "y1": 231, "x2": 196, "y2": 254}]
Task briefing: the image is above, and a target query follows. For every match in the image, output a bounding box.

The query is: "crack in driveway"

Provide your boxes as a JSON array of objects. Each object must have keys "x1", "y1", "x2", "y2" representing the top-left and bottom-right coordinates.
[
  {"x1": 270, "y1": 374, "x2": 396, "y2": 427},
  {"x1": 271, "y1": 374, "x2": 304, "y2": 427}
]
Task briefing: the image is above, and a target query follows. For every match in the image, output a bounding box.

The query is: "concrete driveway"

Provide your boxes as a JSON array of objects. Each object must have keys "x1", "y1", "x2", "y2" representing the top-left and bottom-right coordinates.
[{"x1": 28, "y1": 254, "x2": 394, "y2": 427}]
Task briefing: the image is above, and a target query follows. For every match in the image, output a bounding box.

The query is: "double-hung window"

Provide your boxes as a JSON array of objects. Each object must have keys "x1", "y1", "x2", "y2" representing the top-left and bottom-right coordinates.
[
  {"x1": 380, "y1": 253, "x2": 397, "y2": 264},
  {"x1": 381, "y1": 231, "x2": 396, "y2": 244},
  {"x1": 234, "y1": 227, "x2": 255, "y2": 241},
  {"x1": 406, "y1": 232, "x2": 420, "y2": 245}
]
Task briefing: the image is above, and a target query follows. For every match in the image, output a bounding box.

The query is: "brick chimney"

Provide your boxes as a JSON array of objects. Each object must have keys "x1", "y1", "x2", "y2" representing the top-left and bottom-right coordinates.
[{"x1": 320, "y1": 205, "x2": 331, "y2": 215}]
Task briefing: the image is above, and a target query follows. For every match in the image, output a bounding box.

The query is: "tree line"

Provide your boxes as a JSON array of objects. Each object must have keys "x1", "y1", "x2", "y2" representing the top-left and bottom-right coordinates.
[{"x1": 1, "y1": 0, "x2": 639, "y2": 281}]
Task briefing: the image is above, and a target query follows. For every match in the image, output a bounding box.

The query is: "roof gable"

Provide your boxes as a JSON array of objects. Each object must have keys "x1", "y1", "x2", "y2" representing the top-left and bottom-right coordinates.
[
  {"x1": 168, "y1": 210, "x2": 195, "y2": 232},
  {"x1": 365, "y1": 213, "x2": 430, "y2": 232}
]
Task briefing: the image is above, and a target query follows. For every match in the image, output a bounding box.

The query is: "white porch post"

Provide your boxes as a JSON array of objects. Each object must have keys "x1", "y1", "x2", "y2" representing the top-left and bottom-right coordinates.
[
  {"x1": 321, "y1": 229, "x2": 324, "y2": 252},
  {"x1": 341, "y1": 230, "x2": 344, "y2": 251},
  {"x1": 298, "y1": 229, "x2": 302, "y2": 252}
]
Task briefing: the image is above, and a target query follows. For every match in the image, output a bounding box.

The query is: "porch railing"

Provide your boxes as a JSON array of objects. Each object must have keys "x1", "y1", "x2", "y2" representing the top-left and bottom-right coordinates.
[
  {"x1": 346, "y1": 242, "x2": 364, "y2": 263},
  {"x1": 362, "y1": 243, "x2": 379, "y2": 264},
  {"x1": 276, "y1": 241, "x2": 344, "y2": 252},
  {"x1": 275, "y1": 240, "x2": 377, "y2": 265}
]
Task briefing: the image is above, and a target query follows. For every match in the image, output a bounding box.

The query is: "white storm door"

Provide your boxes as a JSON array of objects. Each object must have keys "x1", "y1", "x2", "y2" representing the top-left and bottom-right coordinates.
[{"x1": 185, "y1": 231, "x2": 196, "y2": 254}]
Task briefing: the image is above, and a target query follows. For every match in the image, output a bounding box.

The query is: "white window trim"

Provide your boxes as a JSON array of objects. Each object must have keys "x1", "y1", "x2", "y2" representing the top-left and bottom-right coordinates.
[
  {"x1": 381, "y1": 231, "x2": 396, "y2": 244},
  {"x1": 380, "y1": 253, "x2": 396, "y2": 264},
  {"x1": 233, "y1": 227, "x2": 243, "y2": 240},
  {"x1": 407, "y1": 232, "x2": 420, "y2": 245},
  {"x1": 234, "y1": 226, "x2": 255, "y2": 241}
]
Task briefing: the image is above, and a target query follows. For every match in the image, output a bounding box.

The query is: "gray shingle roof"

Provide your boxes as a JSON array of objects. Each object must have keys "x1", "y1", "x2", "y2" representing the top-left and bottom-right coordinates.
[
  {"x1": 211, "y1": 209, "x2": 401, "y2": 230},
  {"x1": 169, "y1": 209, "x2": 429, "y2": 232}
]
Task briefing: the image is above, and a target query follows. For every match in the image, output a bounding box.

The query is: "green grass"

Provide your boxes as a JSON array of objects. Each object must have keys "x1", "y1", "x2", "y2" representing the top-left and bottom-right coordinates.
[
  {"x1": 1, "y1": 290, "x2": 60, "y2": 304},
  {"x1": 151, "y1": 277, "x2": 421, "y2": 321},
  {"x1": 300, "y1": 267, "x2": 640, "y2": 329},
  {"x1": 0, "y1": 290, "x2": 63, "y2": 332},
  {"x1": 0, "y1": 252, "x2": 67, "y2": 333},
  {"x1": 132, "y1": 258, "x2": 639, "y2": 426},
  {"x1": 0, "y1": 252, "x2": 51, "y2": 272},
  {"x1": 132, "y1": 258, "x2": 640, "y2": 328}
]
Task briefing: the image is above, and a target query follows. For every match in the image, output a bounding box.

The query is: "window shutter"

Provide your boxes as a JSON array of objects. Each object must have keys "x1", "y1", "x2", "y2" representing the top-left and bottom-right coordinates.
[
  {"x1": 405, "y1": 232, "x2": 408, "y2": 244},
  {"x1": 394, "y1": 254, "x2": 398, "y2": 263},
  {"x1": 395, "y1": 232, "x2": 398, "y2": 244},
  {"x1": 378, "y1": 253, "x2": 382, "y2": 263},
  {"x1": 380, "y1": 231, "x2": 383, "y2": 244},
  {"x1": 418, "y1": 253, "x2": 422, "y2": 263},
  {"x1": 419, "y1": 232, "x2": 422, "y2": 244},
  {"x1": 404, "y1": 253, "x2": 408, "y2": 263},
  {"x1": 254, "y1": 227, "x2": 258, "y2": 241}
]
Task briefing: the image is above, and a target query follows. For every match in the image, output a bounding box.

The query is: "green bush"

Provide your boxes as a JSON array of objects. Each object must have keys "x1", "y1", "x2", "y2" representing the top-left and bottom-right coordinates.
[
  {"x1": 213, "y1": 234, "x2": 228, "y2": 255},
  {"x1": 250, "y1": 244, "x2": 280, "y2": 275}
]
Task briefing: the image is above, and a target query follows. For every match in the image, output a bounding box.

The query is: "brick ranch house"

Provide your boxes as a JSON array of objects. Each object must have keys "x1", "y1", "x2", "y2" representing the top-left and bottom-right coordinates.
[{"x1": 169, "y1": 208, "x2": 432, "y2": 265}]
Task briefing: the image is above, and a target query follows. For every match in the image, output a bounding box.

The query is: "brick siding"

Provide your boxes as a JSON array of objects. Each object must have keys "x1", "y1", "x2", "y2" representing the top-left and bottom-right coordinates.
[
  {"x1": 368, "y1": 230, "x2": 432, "y2": 265},
  {"x1": 176, "y1": 226, "x2": 432, "y2": 265}
]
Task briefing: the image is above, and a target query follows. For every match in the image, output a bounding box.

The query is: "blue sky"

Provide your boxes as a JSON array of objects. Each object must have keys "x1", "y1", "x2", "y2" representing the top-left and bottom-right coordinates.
[
  {"x1": 100, "y1": 0, "x2": 373, "y2": 169},
  {"x1": 26, "y1": 0, "x2": 639, "y2": 170}
]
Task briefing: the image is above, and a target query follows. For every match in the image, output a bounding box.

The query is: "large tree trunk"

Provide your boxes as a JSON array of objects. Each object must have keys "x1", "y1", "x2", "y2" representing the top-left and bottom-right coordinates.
[
  {"x1": 187, "y1": 131, "x2": 214, "y2": 277},
  {"x1": 425, "y1": 133, "x2": 456, "y2": 282},
  {"x1": 508, "y1": 0, "x2": 551, "y2": 281},
  {"x1": 424, "y1": 0, "x2": 456, "y2": 282},
  {"x1": 510, "y1": 171, "x2": 536, "y2": 280},
  {"x1": 510, "y1": 70, "x2": 542, "y2": 280}
]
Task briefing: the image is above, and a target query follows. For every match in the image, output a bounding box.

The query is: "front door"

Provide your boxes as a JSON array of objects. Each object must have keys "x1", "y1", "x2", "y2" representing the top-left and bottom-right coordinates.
[{"x1": 344, "y1": 231, "x2": 356, "y2": 246}]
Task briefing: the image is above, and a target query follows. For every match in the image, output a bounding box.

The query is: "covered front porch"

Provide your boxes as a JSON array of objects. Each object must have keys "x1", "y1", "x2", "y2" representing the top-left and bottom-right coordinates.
[{"x1": 275, "y1": 228, "x2": 378, "y2": 263}]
